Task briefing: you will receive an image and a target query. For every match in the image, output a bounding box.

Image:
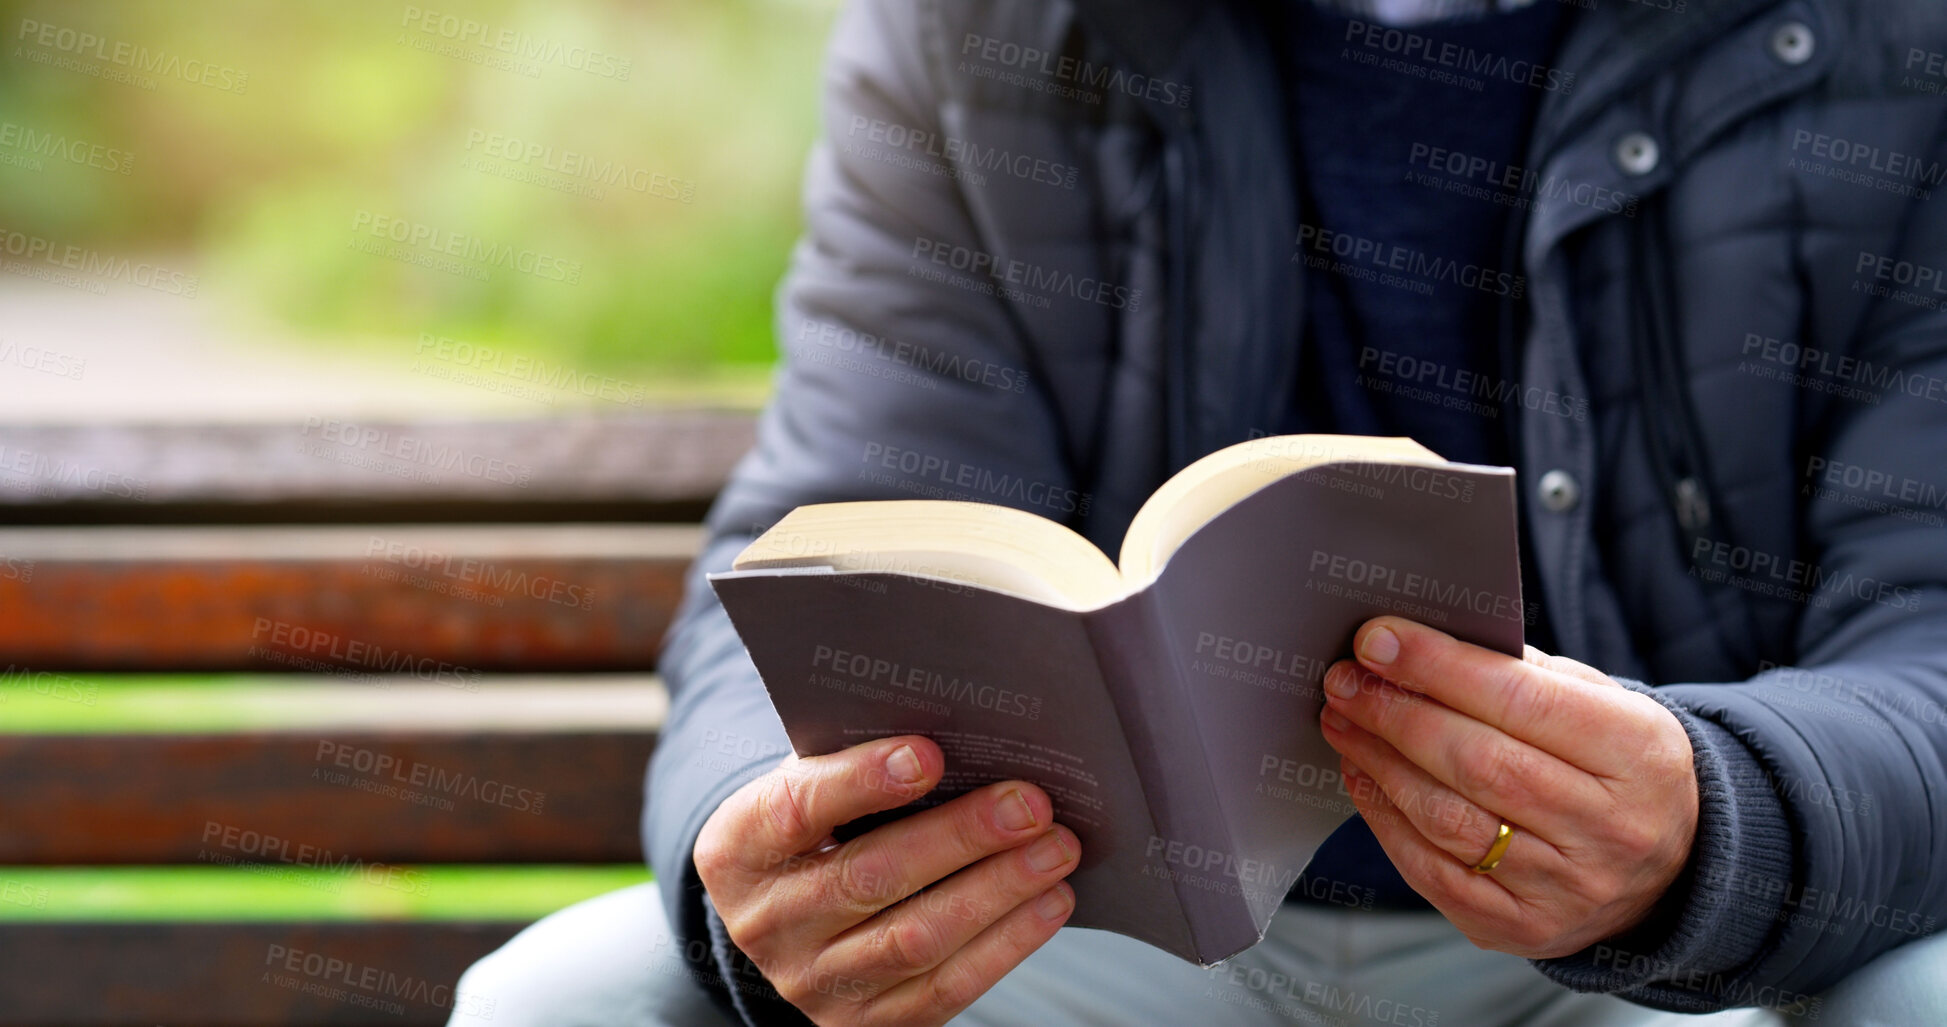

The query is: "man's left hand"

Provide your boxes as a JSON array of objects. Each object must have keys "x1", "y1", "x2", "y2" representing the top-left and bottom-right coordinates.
[{"x1": 1319, "y1": 616, "x2": 1699, "y2": 959}]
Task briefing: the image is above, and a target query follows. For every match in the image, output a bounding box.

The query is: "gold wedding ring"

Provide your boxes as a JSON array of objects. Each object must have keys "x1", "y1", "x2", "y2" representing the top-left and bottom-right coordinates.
[{"x1": 1471, "y1": 821, "x2": 1514, "y2": 874}]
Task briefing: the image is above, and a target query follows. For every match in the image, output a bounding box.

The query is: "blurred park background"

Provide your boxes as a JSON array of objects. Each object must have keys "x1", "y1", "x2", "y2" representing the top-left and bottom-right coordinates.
[
  {"x1": 0, "y1": 1, "x2": 836, "y2": 1021},
  {"x1": 1, "y1": 0, "x2": 834, "y2": 420}
]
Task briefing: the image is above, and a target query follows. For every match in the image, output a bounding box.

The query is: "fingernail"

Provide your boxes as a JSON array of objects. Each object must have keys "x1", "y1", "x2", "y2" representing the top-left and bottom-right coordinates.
[
  {"x1": 1325, "y1": 665, "x2": 1359, "y2": 700},
  {"x1": 1320, "y1": 706, "x2": 1351, "y2": 733},
  {"x1": 997, "y1": 788, "x2": 1038, "y2": 832},
  {"x1": 886, "y1": 745, "x2": 923, "y2": 785},
  {"x1": 1360, "y1": 625, "x2": 1400, "y2": 666},
  {"x1": 1025, "y1": 830, "x2": 1074, "y2": 872},
  {"x1": 1036, "y1": 883, "x2": 1074, "y2": 921}
]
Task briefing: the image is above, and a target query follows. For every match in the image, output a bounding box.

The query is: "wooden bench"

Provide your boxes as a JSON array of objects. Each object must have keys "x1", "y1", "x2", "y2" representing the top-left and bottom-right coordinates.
[{"x1": 0, "y1": 412, "x2": 753, "y2": 1026}]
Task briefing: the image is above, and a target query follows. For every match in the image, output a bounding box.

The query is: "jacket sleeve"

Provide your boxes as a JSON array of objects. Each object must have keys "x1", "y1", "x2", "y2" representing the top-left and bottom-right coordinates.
[
  {"x1": 1535, "y1": 122, "x2": 1947, "y2": 1012},
  {"x1": 643, "y1": 1, "x2": 1079, "y2": 1022}
]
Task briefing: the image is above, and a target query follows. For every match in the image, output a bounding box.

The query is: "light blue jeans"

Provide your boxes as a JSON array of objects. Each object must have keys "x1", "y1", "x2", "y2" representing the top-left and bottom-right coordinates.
[{"x1": 450, "y1": 883, "x2": 1943, "y2": 1026}]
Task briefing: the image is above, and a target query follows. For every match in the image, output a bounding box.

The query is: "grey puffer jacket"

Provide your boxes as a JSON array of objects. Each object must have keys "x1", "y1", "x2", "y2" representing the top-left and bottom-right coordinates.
[{"x1": 650, "y1": 0, "x2": 1947, "y2": 1020}]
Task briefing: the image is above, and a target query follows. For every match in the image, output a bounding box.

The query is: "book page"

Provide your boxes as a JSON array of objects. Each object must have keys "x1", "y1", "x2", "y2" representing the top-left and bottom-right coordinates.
[
  {"x1": 735, "y1": 501, "x2": 1123, "y2": 609},
  {"x1": 1119, "y1": 435, "x2": 1442, "y2": 585}
]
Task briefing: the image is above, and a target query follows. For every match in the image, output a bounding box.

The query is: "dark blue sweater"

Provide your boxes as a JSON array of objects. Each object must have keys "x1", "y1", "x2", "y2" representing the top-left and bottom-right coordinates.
[{"x1": 1280, "y1": 0, "x2": 1568, "y2": 911}]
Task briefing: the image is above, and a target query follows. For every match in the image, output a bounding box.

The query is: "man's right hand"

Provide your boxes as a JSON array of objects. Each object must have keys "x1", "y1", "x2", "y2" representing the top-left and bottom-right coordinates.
[{"x1": 693, "y1": 735, "x2": 1081, "y2": 1025}]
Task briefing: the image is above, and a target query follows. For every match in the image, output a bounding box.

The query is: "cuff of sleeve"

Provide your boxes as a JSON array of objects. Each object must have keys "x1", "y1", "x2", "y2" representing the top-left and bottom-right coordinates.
[
  {"x1": 702, "y1": 889, "x2": 821, "y2": 1027},
  {"x1": 652, "y1": 756, "x2": 801, "y2": 1027},
  {"x1": 1530, "y1": 679, "x2": 1797, "y2": 1013}
]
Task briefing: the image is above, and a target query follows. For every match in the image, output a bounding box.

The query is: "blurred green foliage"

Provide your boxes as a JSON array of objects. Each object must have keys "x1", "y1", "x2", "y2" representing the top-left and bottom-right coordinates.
[
  {"x1": 0, "y1": 0, "x2": 836, "y2": 377},
  {"x1": 0, "y1": 674, "x2": 638, "y2": 731},
  {"x1": 0, "y1": 865, "x2": 650, "y2": 920}
]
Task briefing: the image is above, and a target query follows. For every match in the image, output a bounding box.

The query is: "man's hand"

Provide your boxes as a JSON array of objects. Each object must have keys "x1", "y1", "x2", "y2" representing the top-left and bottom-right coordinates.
[
  {"x1": 1319, "y1": 616, "x2": 1699, "y2": 959},
  {"x1": 693, "y1": 735, "x2": 1079, "y2": 1025}
]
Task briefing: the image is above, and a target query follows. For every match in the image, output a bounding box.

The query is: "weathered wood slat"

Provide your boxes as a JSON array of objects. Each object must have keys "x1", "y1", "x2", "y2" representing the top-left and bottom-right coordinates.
[
  {"x1": 0, "y1": 731, "x2": 656, "y2": 864},
  {"x1": 0, "y1": 412, "x2": 755, "y2": 523},
  {"x1": 0, "y1": 525, "x2": 700, "y2": 670},
  {"x1": 0, "y1": 921, "x2": 522, "y2": 1026}
]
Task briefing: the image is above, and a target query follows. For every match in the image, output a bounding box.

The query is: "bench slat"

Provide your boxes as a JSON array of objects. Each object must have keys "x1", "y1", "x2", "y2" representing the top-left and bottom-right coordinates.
[
  {"x1": 0, "y1": 731, "x2": 656, "y2": 864},
  {"x1": 0, "y1": 412, "x2": 755, "y2": 523},
  {"x1": 0, "y1": 921, "x2": 522, "y2": 1026},
  {"x1": 0, "y1": 525, "x2": 700, "y2": 670}
]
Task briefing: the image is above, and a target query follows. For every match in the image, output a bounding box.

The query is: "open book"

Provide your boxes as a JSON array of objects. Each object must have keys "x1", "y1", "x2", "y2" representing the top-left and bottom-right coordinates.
[{"x1": 710, "y1": 434, "x2": 1525, "y2": 965}]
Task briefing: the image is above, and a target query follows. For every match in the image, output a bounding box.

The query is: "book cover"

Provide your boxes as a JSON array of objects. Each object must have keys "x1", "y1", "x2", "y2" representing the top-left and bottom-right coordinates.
[{"x1": 710, "y1": 435, "x2": 1525, "y2": 964}]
